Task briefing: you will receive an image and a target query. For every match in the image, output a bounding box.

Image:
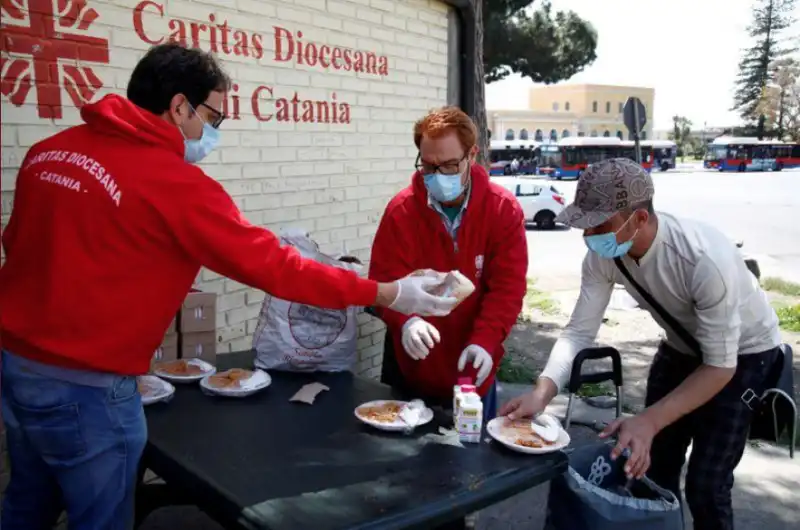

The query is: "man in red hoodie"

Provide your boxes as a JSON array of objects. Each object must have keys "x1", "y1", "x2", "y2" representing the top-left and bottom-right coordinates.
[
  {"x1": 369, "y1": 107, "x2": 529, "y2": 424},
  {"x1": 0, "y1": 43, "x2": 456, "y2": 530}
]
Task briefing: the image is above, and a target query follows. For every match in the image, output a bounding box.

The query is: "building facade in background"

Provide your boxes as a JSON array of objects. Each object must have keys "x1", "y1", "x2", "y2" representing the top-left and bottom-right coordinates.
[{"x1": 488, "y1": 83, "x2": 655, "y2": 143}]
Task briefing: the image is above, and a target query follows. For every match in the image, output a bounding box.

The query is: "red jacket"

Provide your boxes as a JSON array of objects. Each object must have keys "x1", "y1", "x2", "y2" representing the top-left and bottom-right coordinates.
[
  {"x1": 0, "y1": 95, "x2": 377, "y2": 375},
  {"x1": 369, "y1": 164, "x2": 528, "y2": 399}
]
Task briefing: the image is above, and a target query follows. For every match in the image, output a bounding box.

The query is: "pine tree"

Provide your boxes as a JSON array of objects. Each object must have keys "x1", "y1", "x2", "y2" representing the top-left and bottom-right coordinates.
[
  {"x1": 484, "y1": 1, "x2": 597, "y2": 84},
  {"x1": 732, "y1": 0, "x2": 797, "y2": 137}
]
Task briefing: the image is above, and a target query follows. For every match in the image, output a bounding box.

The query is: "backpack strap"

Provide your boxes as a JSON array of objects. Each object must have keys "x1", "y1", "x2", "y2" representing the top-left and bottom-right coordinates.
[{"x1": 613, "y1": 257, "x2": 703, "y2": 357}]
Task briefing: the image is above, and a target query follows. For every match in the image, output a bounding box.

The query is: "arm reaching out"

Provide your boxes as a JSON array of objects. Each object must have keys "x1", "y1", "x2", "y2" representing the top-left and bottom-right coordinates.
[
  {"x1": 163, "y1": 172, "x2": 455, "y2": 315},
  {"x1": 501, "y1": 253, "x2": 614, "y2": 418}
]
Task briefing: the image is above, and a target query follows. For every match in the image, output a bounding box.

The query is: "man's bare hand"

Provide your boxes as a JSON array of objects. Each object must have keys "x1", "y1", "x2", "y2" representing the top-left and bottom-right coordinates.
[{"x1": 599, "y1": 412, "x2": 660, "y2": 479}]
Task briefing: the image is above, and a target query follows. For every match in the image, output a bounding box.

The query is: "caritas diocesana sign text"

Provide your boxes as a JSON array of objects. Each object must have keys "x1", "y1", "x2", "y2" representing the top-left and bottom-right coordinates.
[{"x1": 0, "y1": 0, "x2": 391, "y2": 125}]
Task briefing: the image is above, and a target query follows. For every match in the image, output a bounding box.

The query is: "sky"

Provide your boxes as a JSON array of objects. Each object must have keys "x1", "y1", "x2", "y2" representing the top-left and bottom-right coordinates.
[{"x1": 485, "y1": 0, "x2": 800, "y2": 131}]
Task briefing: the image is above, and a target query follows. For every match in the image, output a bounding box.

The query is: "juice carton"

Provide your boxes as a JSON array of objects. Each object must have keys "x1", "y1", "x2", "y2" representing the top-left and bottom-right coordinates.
[
  {"x1": 453, "y1": 376, "x2": 472, "y2": 423},
  {"x1": 456, "y1": 384, "x2": 483, "y2": 444}
]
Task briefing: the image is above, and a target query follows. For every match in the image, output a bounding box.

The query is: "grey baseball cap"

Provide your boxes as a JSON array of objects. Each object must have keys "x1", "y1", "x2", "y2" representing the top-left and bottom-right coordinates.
[{"x1": 555, "y1": 158, "x2": 655, "y2": 229}]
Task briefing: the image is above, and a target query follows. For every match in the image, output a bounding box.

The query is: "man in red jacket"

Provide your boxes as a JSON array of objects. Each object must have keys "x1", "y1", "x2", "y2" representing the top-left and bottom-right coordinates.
[
  {"x1": 369, "y1": 107, "x2": 529, "y2": 423},
  {"x1": 0, "y1": 43, "x2": 455, "y2": 530}
]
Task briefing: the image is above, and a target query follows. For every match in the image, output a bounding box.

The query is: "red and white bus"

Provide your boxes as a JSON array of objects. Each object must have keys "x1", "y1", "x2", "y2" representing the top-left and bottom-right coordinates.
[
  {"x1": 704, "y1": 136, "x2": 800, "y2": 171},
  {"x1": 488, "y1": 139, "x2": 541, "y2": 176},
  {"x1": 642, "y1": 140, "x2": 677, "y2": 171},
  {"x1": 537, "y1": 137, "x2": 653, "y2": 180}
]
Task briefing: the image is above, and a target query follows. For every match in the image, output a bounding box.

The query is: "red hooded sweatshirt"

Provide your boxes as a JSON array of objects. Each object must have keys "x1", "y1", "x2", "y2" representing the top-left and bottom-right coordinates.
[
  {"x1": 0, "y1": 94, "x2": 378, "y2": 375},
  {"x1": 369, "y1": 164, "x2": 528, "y2": 399}
]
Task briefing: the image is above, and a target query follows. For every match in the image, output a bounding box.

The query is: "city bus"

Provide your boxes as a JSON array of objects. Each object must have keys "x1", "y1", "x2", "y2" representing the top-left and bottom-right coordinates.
[
  {"x1": 704, "y1": 136, "x2": 800, "y2": 171},
  {"x1": 537, "y1": 137, "x2": 653, "y2": 179},
  {"x1": 488, "y1": 139, "x2": 540, "y2": 175},
  {"x1": 642, "y1": 140, "x2": 677, "y2": 171}
]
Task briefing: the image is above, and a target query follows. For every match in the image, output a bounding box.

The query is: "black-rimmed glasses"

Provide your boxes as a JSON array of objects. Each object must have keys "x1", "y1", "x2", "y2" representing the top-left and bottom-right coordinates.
[
  {"x1": 198, "y1": 102, "x2": 226, "y2": 129},
  {"x1": 414, "y1": 153, "x2": 468, "y2": 175}
]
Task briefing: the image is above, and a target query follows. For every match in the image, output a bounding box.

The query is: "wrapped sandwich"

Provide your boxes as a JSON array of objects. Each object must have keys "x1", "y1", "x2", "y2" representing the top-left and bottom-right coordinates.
[{"x1": 412, "y1": 269, "x2": 475, "y2": 307}]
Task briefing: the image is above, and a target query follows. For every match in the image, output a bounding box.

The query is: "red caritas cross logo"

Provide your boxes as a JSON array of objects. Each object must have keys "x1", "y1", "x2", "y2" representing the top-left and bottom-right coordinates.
[{"x1": 1, "y1": 0, "x2": 109, "y2": 119}]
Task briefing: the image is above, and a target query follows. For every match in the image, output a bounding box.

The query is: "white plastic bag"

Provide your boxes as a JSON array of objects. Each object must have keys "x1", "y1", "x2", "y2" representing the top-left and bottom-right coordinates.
[{"x1": 252, "y1": 229, "x2": 363, "y2": 372}]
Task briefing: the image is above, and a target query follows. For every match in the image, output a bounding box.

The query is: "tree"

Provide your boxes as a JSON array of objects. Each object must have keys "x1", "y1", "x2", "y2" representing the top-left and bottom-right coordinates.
[
  {"x1": 732, "y1": 0, "x2": 797, "y2": 137},
  {"x1": 759, "y1": 58, "x2": 800, "y2": 139},
  {"x1": 483, "y1": 1, "x2": 598, "y2": 84},
  {"x1": 782, "y1": 67, "x2": 800, "y2": 140},
  {"x1": 669, "y1": 116, "x2": 693, "y2": 161},
  {"x1": 474, "y1": 1, "x2": 490, "y2": 167}
]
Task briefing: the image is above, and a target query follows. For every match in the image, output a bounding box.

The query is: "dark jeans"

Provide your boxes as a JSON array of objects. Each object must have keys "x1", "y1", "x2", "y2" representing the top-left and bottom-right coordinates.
[
  {"x1": 645, "y1": 343, "x2": 779, "y2": 530},
  {"x1": 1, "y1": 350, "x2": 147, "y2": 530}
]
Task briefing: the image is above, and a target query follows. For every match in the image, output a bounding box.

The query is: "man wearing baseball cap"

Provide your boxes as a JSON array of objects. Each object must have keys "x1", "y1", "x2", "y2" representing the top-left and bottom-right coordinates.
[{"x1": 500, "y1": 158, "x2": 781, "y2": 529}]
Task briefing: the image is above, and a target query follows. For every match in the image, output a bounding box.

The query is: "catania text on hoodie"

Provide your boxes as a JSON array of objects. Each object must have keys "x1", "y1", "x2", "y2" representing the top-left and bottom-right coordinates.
[{"x1": 25, "y1": 149, "x2": 122, "y2": 207}]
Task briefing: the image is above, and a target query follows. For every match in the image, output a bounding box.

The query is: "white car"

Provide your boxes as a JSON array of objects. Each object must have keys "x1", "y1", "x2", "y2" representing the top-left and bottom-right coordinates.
[{"x1": 491, "y1": 176, "x2": 566, "y2": 229}]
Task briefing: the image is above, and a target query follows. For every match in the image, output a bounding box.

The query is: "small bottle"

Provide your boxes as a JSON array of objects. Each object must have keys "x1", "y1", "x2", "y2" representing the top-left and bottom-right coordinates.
[
  {"x1": 453, "y1": 377, "x2": 472, "y2": 423},
  {"x1": 456, "y1": 384, "x2": 483, "y2": 443}
]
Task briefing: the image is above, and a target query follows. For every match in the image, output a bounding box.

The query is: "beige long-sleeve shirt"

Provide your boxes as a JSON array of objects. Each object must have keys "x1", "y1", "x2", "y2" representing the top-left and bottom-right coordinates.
[{"x1": 541, "y1": 212, "x2": 781, "y2": 391}]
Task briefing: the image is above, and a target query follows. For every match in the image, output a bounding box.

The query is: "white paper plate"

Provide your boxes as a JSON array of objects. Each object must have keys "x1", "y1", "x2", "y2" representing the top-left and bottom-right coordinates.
[
  {"x1": 354, "y1": 400, "x2": 434, "y2": 432},
  {"x1": 138, "y1": 375, "x2": 175, "y2": 406},
  {"x1": 199, "y1": 369, "x2": 272, "y2": 397},
  {"x1": 153, "y1": 358, "x2": 216, "y2": 383},
  {"x1": 486, "y1": 417, "x2": 571, "y2": 454}
]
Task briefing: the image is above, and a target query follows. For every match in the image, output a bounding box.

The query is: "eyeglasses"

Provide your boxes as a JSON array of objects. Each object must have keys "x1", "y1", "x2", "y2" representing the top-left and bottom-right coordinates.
[
  {"x1": 414, "y1": 152, "x2": 468, "y2": 175},
  {"x1": 198, "y1": 102, "x2": 226, "y2": 129}
]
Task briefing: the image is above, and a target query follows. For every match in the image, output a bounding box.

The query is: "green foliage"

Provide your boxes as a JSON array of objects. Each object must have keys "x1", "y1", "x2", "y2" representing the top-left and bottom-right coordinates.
[
  {"x1": 732, "y1": 0, "x2": 797, "y2": 129},
  {"x1": 670, "y1": 116, "x2": 696, "y2": 160},
  {"x1": 484, "y1": 0, "x2": 598, "y2": 84},
  {"x1": 519, "y1": 278, "x2": 559, "y2": 320},
  {"x1": 762, "y1": 277, "x2": 800, "y2": 297},
  {"x1": 775, "y1": 304, "x2": 800, "y2": 332},
  {"x1": 576, "y1": 382, "x2": 613, "y2": 398},
  {"x1": 497, "y1": 356, "x2": 538, "y2": 383}
]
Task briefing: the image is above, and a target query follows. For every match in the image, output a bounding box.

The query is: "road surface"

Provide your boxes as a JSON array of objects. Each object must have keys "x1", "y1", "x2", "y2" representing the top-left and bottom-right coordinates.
[{"x1": 525, "y1": 167, "x2": 800, "y2": 287}]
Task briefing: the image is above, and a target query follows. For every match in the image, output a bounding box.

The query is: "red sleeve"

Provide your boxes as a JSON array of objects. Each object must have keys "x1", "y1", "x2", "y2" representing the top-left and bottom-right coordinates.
[
  {"x1": 467, "y1": 198, "x2": 528, "y2": 360},
  {"x1": 1, "y1": 153, "x2": 31, "y2": 262},
  {"x1": 165, "y1": 172, "x2": 378, "y2": 310},
  {"x1": 368, "y1": 204, "x2": 415, "y2": 330},
  {"x1": 1, "y1": 198, "x2": 19, "y2": 261}
]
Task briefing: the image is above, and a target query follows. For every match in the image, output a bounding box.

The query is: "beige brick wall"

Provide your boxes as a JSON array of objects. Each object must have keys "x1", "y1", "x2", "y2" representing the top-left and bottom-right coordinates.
[{"x1": 0, "y1": 0, "x2": 454, "y2": 376}]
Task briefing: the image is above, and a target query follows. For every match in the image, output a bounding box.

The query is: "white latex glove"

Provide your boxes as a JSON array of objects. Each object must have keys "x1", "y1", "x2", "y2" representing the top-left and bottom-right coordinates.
[
  {"x1": 457, "y1": 345, "x2": 494, "y2": 386},
  {"x1": 401, "y1": 317, "x2": 441, "y2": 360},
  {"x1": 389, "y1": 274, "x2": 457, "y2": 317}
]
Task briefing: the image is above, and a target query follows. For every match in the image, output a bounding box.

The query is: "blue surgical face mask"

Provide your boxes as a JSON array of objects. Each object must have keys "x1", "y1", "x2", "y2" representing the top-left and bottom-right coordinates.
[
  {"x1": 180, "y1": 106, "x2": 220, "y2": 163},
  {"x1": 423, "y1": 173, "x2": 465, "y2": 202},
  {"x1": 584, "y1": 215, "x2": 639, "y2": 259}
]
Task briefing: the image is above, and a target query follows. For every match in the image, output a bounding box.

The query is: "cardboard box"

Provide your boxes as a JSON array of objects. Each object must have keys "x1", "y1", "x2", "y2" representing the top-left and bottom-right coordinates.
[
  {"x1": 151, "y1": 332, "x2": 178, "y2": 370},
  {"x1": 179, "y1": 290, "x2": 217, "y2": 333},
  {"x1": 180, "y1": 331, "x2": 217, "y2": 365}
]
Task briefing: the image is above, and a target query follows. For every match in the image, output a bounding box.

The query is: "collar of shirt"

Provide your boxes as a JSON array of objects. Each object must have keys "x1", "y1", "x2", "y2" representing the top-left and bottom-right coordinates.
[
  {"x1": 428, "y1": 184, "x2": 471, "y2": 237},
  {"x1": 636, "y1": 213, "x2": 666, "y2": 267}
]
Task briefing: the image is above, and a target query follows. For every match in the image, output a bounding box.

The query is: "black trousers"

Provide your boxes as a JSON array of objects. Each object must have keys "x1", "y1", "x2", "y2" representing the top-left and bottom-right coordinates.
[{"x1": 645, "y1": 343, "x2": 779, "y2": 530}]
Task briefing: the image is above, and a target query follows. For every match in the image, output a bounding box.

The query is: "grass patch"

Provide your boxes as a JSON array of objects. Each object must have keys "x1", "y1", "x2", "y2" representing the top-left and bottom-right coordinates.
[
  {"x1": 762, "y1": 277, "x2": 800, "y2": 297},
  {"x1": 775, "y1": 304, "x2": 800, "y2": 332},
  {"x1": 576, "y1": 382, "x2": 614, "y2": 398},
  {"x1": 521, "y1": 278, "x2": 559, "y2": 317},
  {"x1": 496, "y1": 356, "x2": 538, "y2": 384}
]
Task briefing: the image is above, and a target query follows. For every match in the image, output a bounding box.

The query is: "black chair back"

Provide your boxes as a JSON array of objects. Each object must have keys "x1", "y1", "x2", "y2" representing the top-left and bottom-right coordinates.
[{"x1": 750, "y1": 343, "x2": 797, "y2": 458}]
